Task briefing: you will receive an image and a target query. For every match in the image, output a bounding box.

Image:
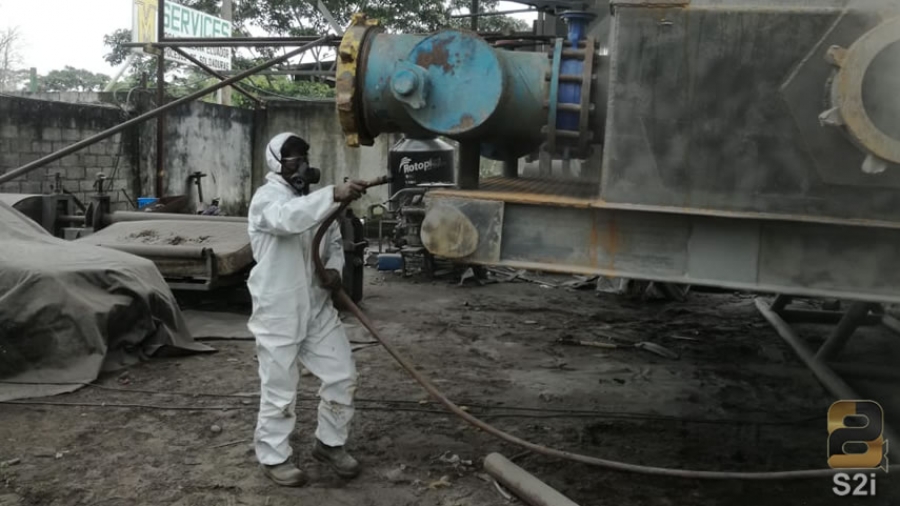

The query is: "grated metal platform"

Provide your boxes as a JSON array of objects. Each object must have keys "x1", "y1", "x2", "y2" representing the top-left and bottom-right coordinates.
[{"x1": 432, "y1": 177, "x2": 600, "y2": 206}]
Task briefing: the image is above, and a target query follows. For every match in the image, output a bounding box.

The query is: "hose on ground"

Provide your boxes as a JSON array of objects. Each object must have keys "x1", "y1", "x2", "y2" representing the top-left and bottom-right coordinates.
[{"x1": 312, "y1": 177, "x2": 836, "y2": 480}]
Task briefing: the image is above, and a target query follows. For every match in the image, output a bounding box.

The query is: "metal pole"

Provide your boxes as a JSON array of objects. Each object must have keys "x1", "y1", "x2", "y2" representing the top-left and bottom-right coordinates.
[
  {"x1": 452, "y1": 8, "x2": 535, "y2": 18},
  {"x1": 165, "y1": 36, "x2": 323, "y2": 43},
  {"x1": 458, "y1": 142, "x2": 481, "y2": 190},
  {"x1": 220, "y1": 0, "x2": 233, "y2": 106},
  {"x1": 218, "y1": 70, "x2": 336, "y2": 77},
  {"x1": 316, "y1": 0, "x2": 344, "y2": 35},
  {"x1": 470, "y1": 0, "x2": 479, "y2": 31},
  {"x1": 123, "y1": 40, "x2": 339, "y2": 48},
  {"x1": 0, "y1": 38, "x2": 330, "y2": 185},
  {"x1": 156, "y1": 0, "x2": 166, "y2": 198},
  {"x1": 170, "y1": 47, "x2": 262, "y2": 106},
  {"x1": 815, "y1": 302, "x2": 875, "y2": 362}
]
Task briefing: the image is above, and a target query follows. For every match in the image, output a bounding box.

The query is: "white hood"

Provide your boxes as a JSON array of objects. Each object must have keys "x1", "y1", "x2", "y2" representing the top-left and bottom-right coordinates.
[{"x1": 265, "y1": 132, "x2": 304, "y2": 174}]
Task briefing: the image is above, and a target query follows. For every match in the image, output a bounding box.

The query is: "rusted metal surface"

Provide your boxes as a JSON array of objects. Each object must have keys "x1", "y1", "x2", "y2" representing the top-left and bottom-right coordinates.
[
  {"x1": 414, "y1": 37, "x2": 454, "y2": 73},
  {"x1": 335, "y1": 13, "x2": 382, "y2": 147},
  {"x1": 432, "y1": 176, "x2": 600, "y2": 206},
  {"x1": 422, "y1": 197, "x2": 503, "y2": 262},
  {"x1": 424, "y1": 192, "x2": 900, "y2": 303},
  {"x1": 429, "y1": 177, "x2": 900, "y2": 230}
]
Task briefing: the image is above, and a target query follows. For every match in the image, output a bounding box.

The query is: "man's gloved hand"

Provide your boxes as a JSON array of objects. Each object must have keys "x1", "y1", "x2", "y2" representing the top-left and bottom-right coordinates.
[
  {"x1": 321, "y1": 268, "x2": 343, "y2": 291},
  {"x1": 334, "y1": 180, "x2": 366, "y2": 202}
]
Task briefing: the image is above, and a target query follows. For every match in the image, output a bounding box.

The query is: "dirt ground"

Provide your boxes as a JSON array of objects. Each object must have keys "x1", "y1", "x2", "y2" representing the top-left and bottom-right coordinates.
[{"x1": 1, "y1": 270, "x2": 898, "y2": 506}]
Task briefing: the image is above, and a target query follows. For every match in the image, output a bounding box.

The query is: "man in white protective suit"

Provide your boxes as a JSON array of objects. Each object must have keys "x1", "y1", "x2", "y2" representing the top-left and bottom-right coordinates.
[{"x1": 247, "y1": 132, "x2": 367, "y2": 487}]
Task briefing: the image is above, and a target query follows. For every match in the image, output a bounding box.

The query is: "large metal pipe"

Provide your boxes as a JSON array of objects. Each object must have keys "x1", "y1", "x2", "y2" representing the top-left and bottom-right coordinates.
[
  {"x1": 0, "y1": 37, "x2": 331, "y2": 186},
  {"x1": 107, "y1": 211, "x2": 247, "y2": 224},
  {"x1": 353, "y1": 29, "x2": 548, "y2": 155},
  {"x1": 94, "y1": 243, "x2": 211, "y2": 259},
  {"x1": 336, "y1": 14, "x2": 555, "y2": 161},
  {"x1": 484, "y1": 453, "x2": 581, "y2": 506}
]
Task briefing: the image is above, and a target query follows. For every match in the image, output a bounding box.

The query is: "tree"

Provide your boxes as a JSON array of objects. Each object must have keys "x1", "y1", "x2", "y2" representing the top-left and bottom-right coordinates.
[
  {"x1": 0, "y1": 26, "x2": 23, "y2": 92},
  {"x1": 101, "y1": 0, "x2": 528, "y2": 105},
  {"x1": 40, "y1": 66, "x2": 111, "y2": 92}
]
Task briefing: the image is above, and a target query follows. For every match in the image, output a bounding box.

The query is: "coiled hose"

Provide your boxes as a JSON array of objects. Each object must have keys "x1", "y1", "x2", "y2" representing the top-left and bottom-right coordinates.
[{"x1": 311, "y1": 177, "x2": 835, "y2": 480}]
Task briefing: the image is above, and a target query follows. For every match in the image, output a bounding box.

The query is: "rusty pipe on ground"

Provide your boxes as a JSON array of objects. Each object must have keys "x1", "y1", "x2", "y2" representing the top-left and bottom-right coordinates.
[
  {"x1": 311, "y1": 180, "x2": 837, "y2": 480},
  {"x1": 106, "y1": 211, "x2": 247, "y2": 225},
  {"x1": 0, "y1": 37, "x2": 333, "y2": 186}
]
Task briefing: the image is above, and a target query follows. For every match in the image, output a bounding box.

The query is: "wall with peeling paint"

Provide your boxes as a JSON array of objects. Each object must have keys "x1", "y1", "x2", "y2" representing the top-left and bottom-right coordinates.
[{"x1": 140, "y1": 101, "x2": 256, "y2": 215}]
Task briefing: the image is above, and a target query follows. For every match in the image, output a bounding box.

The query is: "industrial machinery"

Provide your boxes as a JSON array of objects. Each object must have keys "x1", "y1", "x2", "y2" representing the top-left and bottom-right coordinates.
[
  {"x1": 335, "y1": 0, "x2": 900, "y2": 424},
  {"x1": 335, "y1": 0, "x2": 900, "y2": 304},
  {"x1": 368, "y1": 135, "x2": 456, "y2": 275}
]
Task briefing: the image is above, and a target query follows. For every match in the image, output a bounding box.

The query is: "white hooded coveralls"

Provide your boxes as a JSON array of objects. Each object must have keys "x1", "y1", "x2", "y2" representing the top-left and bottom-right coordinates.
[{"x1": 247, "y1": 132, "x2": 357, "y2": 466}]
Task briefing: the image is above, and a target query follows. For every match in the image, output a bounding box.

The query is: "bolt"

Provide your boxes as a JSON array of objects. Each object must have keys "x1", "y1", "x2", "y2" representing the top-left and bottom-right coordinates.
[{"x1": 392, "y1": 70, "x2": 418, "y2": 96}]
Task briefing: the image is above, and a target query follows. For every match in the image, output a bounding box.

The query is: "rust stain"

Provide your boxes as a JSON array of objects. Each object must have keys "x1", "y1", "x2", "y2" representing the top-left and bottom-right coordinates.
[
  {"x1": 588, "y1": 212, "x2": 600, "y2": 269},
  {"x1": 451, "y1": 114, "x2": 476, "y2": 132},
  {"x1": 415, "y1": 37, "x2": 454, "y2": 73}
]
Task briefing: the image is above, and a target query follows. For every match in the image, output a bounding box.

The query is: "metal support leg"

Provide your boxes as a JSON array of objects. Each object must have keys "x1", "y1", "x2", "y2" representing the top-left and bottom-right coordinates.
[
  {"x1": 458, "y1": 142, "x2": 481, "y2": 190},
  {"x1": 756, "y1": 298, "x2": 898, "y2": 444},
  {"x1": 503, "y1": 156, "x2": 518, "y2": 178},
  {"x1": 770, "y1": 294, "x2": 792, "y2": 312},
  {"x1": 814, "y1": 302, "x2": 874, "y2": 362}
]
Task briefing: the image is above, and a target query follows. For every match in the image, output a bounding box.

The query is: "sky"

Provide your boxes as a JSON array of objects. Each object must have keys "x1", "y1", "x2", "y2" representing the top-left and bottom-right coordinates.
[{"x1": 0, "y1": 0, "x2": 537, "y2": 77}]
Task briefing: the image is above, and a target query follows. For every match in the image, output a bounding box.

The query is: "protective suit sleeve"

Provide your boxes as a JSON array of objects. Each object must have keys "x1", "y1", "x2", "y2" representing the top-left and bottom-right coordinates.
[
  {"x1": 324, "y1": 221, "x2": 345, "y2": 273},
  {"x1": 252, "y1": 185, "x2": 336, "y2": 236}
]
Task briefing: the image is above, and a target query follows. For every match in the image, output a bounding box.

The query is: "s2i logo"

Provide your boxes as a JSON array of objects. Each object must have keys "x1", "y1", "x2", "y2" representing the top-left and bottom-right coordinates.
[{"x1": 828, "y1": 400, "x2": 889, "y2": 497}]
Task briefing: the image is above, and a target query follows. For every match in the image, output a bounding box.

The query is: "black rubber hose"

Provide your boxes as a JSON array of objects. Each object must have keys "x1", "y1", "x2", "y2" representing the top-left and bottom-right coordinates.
[{"x1": 311, "y1": 179, "x2": 836, "y2": 480}]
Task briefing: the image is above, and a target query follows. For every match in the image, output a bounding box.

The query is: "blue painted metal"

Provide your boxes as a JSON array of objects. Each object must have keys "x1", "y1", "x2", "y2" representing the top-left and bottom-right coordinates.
[
  {"x1": 548, "y1": 39, "x2": 563, "y2": 148},
  {"x1": 406, "y1": 31, "x2": 504, "y2": 135},
  {"x1": 556, "y1": 11, "x2": 596, "y2": 132},
  {"x1": 357, "y1": 29, "x2": 550, "y2": 155},
  {"x1": 390, "y1": 61, "x2": 429, "y2": 110}
]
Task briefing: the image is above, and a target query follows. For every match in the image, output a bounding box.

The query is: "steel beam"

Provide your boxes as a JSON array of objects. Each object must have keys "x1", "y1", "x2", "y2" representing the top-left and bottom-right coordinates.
[
  {"x1": 0, "y1": 37, "x2": 330, "y2": 186},
  {"x1": 123, "y1": 40, "x2": 338, "y2": 48},
  {"x1": 423, "y1": 193, "x2": 900, "y2": 303}
]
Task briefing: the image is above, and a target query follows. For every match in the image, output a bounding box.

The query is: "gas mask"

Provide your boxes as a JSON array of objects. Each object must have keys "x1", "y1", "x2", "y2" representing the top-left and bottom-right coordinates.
[
  {"x1": 271, "y1": 145, "x2": 321, "y2": 195},
  {"x1": 284, "y1": 163, "x2": 321, "y2": 195}
]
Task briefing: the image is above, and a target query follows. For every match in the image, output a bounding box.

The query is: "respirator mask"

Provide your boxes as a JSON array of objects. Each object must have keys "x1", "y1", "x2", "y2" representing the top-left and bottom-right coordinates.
[{"x1": 271, "y1": 145, "x2": 321, "y2": 195}]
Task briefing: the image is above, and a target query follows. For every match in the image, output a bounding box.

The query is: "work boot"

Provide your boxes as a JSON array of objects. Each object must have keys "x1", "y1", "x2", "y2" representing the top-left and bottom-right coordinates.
[
  {"x1": 312, "y1": 440, "x2": 361, "y2": 479},
  {"x1": 261, "y1": 461, "x2": 308, "y2": 487}
]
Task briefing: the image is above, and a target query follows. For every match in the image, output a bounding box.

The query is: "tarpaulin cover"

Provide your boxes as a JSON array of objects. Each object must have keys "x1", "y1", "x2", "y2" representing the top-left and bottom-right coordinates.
[{"x1": 0, "y1": 201, "x2": 213, "y2": 401}]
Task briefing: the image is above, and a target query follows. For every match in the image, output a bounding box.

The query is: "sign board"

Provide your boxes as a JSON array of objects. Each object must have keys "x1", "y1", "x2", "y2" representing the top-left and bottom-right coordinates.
[{"x1": 132, "y1": 0, "x2": 233, "y2": 71}]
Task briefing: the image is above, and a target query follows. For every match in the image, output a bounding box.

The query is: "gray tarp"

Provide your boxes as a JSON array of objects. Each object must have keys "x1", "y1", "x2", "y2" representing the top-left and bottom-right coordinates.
[{"x1": 0, "y1": 201, "x2": 213, "y2": 401}]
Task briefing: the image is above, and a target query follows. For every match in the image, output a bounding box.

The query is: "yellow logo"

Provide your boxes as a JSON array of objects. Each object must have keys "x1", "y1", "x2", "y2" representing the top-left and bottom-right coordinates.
[
  {"x1": 827, "y1": 400, "x2": 889, "y2": 472},
  {"x1": 134, "y1": 0, "x2": 158, "y2": 44}
]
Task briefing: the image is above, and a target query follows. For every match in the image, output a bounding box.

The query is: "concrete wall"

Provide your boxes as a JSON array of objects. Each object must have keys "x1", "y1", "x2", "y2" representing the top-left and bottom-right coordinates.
[
  {"x1": 0, "y1": 95, "x2": 399, "y2": 219},
  {"x1": 0, "y1": 95, "x2": 139, "y2": 210},
  {"x1": 258, "y1": 100, "x2": 393, "y2": 214},
  {"x1": 141, "y1": 101, "x2": 255, "y2": 215}
]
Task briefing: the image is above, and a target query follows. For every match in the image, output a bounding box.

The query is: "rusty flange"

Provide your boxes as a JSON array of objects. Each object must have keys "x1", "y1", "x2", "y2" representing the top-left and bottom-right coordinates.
[
  {"x1": 336, "y1": 13, "x2": 383, "y2": 147},
  {"x1": 823, "y1": 17, "x2": 900, "y2": 174}
]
